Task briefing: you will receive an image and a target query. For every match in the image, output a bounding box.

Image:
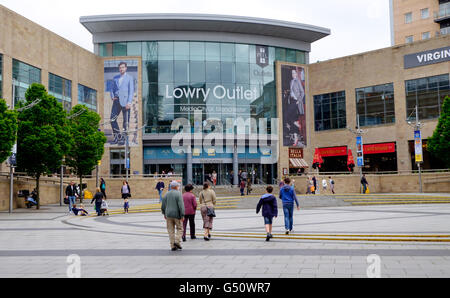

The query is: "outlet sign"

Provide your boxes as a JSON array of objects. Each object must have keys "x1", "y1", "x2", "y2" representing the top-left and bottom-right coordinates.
[{"x1": 404, "y1": 46, "x2": 450, "y2": 69}]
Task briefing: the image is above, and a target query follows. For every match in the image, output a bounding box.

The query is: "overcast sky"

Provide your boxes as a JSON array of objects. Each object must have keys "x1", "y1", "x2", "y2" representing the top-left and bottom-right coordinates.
[{"x1": 0, "y1": 0, "x2": 391, "y2": 62}]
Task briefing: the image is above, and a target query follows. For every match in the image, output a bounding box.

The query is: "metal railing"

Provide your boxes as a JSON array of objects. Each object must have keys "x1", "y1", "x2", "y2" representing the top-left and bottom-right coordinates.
[
  {"x1": 288, "y1": 169, "x2": 450, "y2": 176},
  {"x1": 434, "y1": 8, "x2": 450, "y2": 19}
]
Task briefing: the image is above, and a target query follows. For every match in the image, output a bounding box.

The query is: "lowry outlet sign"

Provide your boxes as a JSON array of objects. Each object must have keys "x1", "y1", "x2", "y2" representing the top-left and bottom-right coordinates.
[{"x1": 404, "y1": 46, "x2": 450, "y2": 69}]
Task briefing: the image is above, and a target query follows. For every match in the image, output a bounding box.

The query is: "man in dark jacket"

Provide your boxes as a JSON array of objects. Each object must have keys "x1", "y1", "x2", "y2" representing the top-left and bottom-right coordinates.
[
  {"x1": 156, "y1": 179, "x2": 165, "y2": 202},
  {"x1": 65, "y1": 181, "x2": 79, "y2": 214},
  {"x1": 256, "y1": 186, "x2": 278, "y2": 241},
  {"x1": 361, "y1": 174, "x2": 369, "y2": 194},
  {"x1": 279, "y1": 177, "x2": 300, "y2": 234},
  {"x1": 91, "y1": 188, "x2": 104, "y2": 216}
]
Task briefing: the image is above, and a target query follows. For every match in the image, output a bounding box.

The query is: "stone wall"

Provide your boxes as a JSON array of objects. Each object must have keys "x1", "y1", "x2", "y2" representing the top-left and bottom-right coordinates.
[
  {"x1": 0, "y1": 176, "x2": 182, "y2": 211},
  {"x1": 1, "y1": 173, "x2": 449, "y2": 211}
]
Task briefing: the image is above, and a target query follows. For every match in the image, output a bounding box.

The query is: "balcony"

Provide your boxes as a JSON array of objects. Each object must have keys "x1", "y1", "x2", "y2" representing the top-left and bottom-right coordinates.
[
  {"x1": 434, "y1": 7, "x2": 450, "y2": 23},
  {"x1": 436, "y1": 26, "x2": 450, "y2": 37}
]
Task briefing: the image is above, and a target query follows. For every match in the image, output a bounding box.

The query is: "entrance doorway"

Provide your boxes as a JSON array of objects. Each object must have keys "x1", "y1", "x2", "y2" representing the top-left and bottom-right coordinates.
[{"x1": 204, "y1": 164, "x2": 219, "y2": 186}]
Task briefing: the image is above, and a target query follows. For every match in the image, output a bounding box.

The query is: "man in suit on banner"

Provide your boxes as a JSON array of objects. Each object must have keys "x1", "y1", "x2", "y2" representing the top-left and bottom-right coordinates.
[{"x1": 110, "y1": 61, "x2": 135, "y2": 145}]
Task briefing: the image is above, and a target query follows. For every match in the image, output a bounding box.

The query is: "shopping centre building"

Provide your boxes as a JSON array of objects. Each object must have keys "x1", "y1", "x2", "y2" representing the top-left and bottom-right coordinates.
[{"x1": 0, "y1": 4, "x2": 449, "y2": 185}]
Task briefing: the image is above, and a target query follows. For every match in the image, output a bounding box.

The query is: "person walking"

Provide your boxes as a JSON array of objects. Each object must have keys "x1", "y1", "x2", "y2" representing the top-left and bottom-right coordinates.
[
  {"x1": 322, "y1": 178, "x2": 328, "y2": 193},
  {"x1": 329, "y1": 176, "x2": 335, "y2": 194},
  {"x1": 65, "y1": 181, "x2": 79, "y2": 214},
  {"x1": 182, "y1": 184, "x2": 197, "y2": 242},
  {"x1": 123, "y1": 198, "x2": 130, "y2": 214},
  {"x1": 279, "y1": 177, "x2": 300, "y2": 234},
  {"x1": 306, "y1": 177, "x2": 312, "y2": 194},
  {"x1": 121, "y1": 181, "x2": 131, "y2": 200},
  {"x1": 246, "y1": 178, "x2": 252, "y2": 195},
  {"x1": 361, "y1": 174, "x2": 369, "y2": 194},
  {"x1": 256, "y1": 186, "x2": 278, "y2": 241},
  {"x1": 312, "y1": 176, "x2": 317, "y2": 195},
  {"x1": 156, "y1": 179, "x2": 165, "y2": 203},
  {"x1": 161, "y1": 181, "x2": 185, "y2": 251},
  {"x1": 212, "y1": 171, "x2": 217, "y2": 186},
  {"x1": 100, "y1": 178, "x2": 107, "y2": 199},
  {"x1": 240, "y1": 179, "x2": 246, "y2": 196},
  {"x1": 91, "y1": 188, "x2": 104, "y2": 216},
  {"x1": 199, "y1": 182, "x2": 217, "y2": 241}
]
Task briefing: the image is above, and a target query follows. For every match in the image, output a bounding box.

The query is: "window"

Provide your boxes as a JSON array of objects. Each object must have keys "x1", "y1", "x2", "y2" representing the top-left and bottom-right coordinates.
[
  {"x1": 99, "y1": 43, "x2": 113, "y2": 57},
  {"x1": 110, "y1": 149, "x2": 130, "y2": 177},
  {"x1": 405, "y1": 12, "x2": 412, "y2": 24},
  {"x1": 314, "y1": 91, "x2": 347, "y2": 131},
  {"x1": 49, "y1": 73, "x2": 72, "y2": 111},
  {"x1": 113, "y1": 42, "x2": 127, "y2": 56},
  {"x1": 12, "y1": 59, "x2": 41, "y2": 105},
  {"x1": 421, "y1": 8, "x2": 429, "y2": 19},
  {"x1": 421, "y1": 32, "x2": 431, "y2": 40},
  {"x1": 356, "y1": 83, "x2": 395, "y2": 127},
  {"x1": 405, "y1": 35, "x2": 414, "y2": 44},
  {"x1": 405, "y1": 74, "x2": 450, "y2": 120},
  {"x1": 77, "y1": 84, "x2": 97, "y2": 111}
]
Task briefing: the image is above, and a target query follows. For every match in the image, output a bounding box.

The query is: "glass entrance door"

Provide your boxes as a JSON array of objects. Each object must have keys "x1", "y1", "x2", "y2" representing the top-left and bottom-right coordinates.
[{"x1": 204, "y1": 164, "x2": 219, "y2": 186}]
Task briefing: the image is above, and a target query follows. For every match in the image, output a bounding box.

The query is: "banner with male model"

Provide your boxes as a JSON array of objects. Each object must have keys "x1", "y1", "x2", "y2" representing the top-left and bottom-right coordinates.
[
  {"x1": 278, "y1": 62, "x2": 307, "y2": 147},
  {"x1": 103, "y1": 58, "x2": 140, "y2": 147}
]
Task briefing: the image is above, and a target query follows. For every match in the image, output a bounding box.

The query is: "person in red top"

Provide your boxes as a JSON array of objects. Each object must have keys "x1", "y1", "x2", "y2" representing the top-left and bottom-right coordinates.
[{"x1": 182, "y1": 184, "x2": 197, "y2": 242}]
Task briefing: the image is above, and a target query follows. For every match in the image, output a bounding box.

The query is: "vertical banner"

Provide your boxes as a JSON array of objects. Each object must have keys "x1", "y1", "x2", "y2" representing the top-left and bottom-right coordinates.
[
  {"x1": 103, "y1": 58, "x2": 140, "y2": 147},
  {"x1": 414, "y1": 130, "x2": 423, "y2": 163},
  {"x1": 279, "y1": 63, "x2": 307, "y2": 147},
  {"x1": 356, "y1": 136, "x2": 364, "y2": 167}
]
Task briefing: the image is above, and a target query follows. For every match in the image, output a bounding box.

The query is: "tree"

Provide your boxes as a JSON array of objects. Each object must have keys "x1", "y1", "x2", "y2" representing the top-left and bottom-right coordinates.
[
  {"x1": 16, "y1": 83, "x2": 72, "y2": 209},
  {"x1": 0, "y1": 99, "x2": 17, "y2": 164},
  {"x1": 428, "y1": 95, "x2": 450, "y2": 168},
  {"x1": 65, "y1": 105, "x2": 106, "y2": 202}
]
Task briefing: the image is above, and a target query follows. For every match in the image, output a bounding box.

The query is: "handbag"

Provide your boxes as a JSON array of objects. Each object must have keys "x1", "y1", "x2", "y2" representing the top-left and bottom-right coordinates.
[
  {"x1": 201, "y1": 192, "x2": 216, "y2": 217},
  {"x1": 64, "y1": 197, "x2": 69, "y2": 205},
  {"x1": 206, "y1": 206, "x2": 216, "y2": 218}
]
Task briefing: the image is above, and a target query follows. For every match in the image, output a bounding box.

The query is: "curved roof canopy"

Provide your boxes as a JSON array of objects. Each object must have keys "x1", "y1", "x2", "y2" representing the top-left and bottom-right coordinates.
[{"x1": 80, "y1": 13, "x2": 330, "y2": 45}]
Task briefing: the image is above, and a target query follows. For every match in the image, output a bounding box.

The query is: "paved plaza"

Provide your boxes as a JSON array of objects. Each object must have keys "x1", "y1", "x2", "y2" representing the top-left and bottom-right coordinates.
[{"x1": 1, "y1": 198, "x2": 450, "y2": 278}]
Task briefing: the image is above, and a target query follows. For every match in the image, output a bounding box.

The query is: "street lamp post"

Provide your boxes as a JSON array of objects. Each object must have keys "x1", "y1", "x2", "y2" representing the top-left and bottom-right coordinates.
[
  {"x1": 348, "y1": 114, "x2": 368, "y2": 194},
  {"x1": 408, "y1": 105, "x2": 424, "y2": 193},
  {"x1": 60, "y1": 156, "x2": 65, "y2": 206}
]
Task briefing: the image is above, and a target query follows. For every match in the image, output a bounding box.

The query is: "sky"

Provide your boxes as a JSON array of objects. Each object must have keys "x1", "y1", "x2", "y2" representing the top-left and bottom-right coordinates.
[{"x1": 0, "y1": 0, "x2": 392, "y2": 62}]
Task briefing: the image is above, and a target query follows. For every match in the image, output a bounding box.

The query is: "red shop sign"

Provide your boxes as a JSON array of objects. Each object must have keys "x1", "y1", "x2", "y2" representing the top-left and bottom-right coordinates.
[
  {"x1": 319, "y1": 146, "x2": 347, "y2": 157},
  {"x1": 363, "y1": 142, "x2": 396, "y2": 155}
]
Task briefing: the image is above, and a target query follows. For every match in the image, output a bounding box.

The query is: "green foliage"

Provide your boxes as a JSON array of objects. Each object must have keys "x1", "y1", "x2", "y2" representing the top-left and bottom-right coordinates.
[
  {"x1": 0, "y1": 99, "x2": 18, "y2": 163},
  {"x1": 16, "y1": 83, "x2": 72, "y2": 208},
  {"x1": 428, "y1": 96, "x2": 450, "y2": 168},
  {"x1": 65, "y1": 104, "x2": 107, "y2": 186}
]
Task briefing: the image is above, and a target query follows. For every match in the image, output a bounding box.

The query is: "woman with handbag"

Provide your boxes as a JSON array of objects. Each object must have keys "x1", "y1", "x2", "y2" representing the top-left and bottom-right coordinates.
[
  {"x1": 199, "y1": 182, "x2": 217, "y2": 241},
  {"x1": 121, "y1": 181, "x2": 131, "y2": 199}
]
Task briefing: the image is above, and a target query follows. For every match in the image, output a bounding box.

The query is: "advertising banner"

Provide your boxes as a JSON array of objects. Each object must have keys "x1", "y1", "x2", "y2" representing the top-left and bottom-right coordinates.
[
  {"x1": 279, "y1": 63, "x2": 307, "y2": 147},
  {"x1": 414, "y1": 130, "x2": 423, "y2": 163},
  {"x1": 103, "y1": 58, "x2": 140, "y2": 147},
  {"x1": 356, "y1": 136, "x2": 364, "y2": 167}
]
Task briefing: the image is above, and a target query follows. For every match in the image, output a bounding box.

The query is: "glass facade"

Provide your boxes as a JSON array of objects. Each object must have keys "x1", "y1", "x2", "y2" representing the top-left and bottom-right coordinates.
[
  {"x1": 12, "y1": 59, "x2": 41, "y2": 105},
  {"x1": 405, "y1": 74, "x2": 450, "y2": 120},
  {"x1": 49, "y1": 73, "x2": 72, "y2": 112},
  {"x1": 110, "y1": 149, "x2": 130, "y2": 176},
  {"x1": 313, "y1": 91, "x2": 346, "y2": 131},
  {"x1": 99, "y1": 41, "x2": 306, "y2": 134},
  {"x1": 356, "y1": 83, "x2": 395, "y2": 127},
  {"x1": 77, "y1": 84, "x2": 97, "y2": 111}
]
